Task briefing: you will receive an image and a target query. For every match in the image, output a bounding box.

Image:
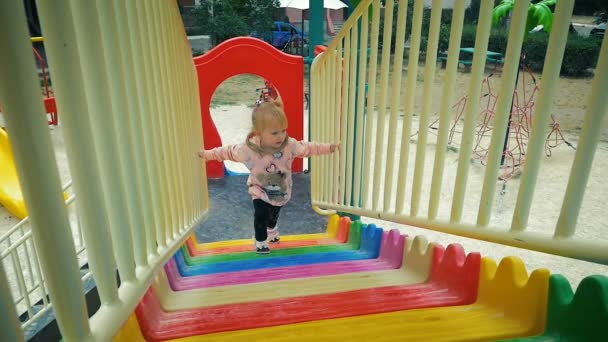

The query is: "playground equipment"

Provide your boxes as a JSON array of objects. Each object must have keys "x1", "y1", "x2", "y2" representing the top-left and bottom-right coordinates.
[
  {"x1": 430, "y1": 65, "x2": 575, "y2": 182},
  {"x1": 0, "y1": 128, "x2": 27, "y2": 219},
  {"x1": 0, "y1": 129, "x2": 68, "y2": 220},
  {"x1": 1, "y1": 0, "x2": 607, "y2": 341},
  {"x1": 193, "y1": 37, "x2": 304, "y2": 178},
  {"x1": 32, "y1": 37, "x2": 59, "y2": 126},
  {"x1": 255, "y1": 79, "x2": 279, "y2": 105}
]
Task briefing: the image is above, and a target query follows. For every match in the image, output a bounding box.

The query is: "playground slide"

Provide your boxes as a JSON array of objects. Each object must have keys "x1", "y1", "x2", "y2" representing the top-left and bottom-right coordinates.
[{"x1": 0, "y1": 128, "x2": 27, "y2": 219}]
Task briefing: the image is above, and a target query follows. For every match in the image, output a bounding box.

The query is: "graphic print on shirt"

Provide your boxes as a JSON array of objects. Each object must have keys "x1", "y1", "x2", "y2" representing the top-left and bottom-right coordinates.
[{"x1": 256, "y1": 163, "x2": 288, "y2": 201}]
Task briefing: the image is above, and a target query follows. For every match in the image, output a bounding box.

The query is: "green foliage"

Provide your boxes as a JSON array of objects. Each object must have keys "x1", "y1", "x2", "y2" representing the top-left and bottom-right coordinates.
[
  {"x1": 444, "y1": 24, "x2": 601, "y2": 77},
  {"x1": 378, "y1": 1, "x2": 432, "y2": 53},
  {"x1": 487, "y1": 28, "x2": 509, "y2": 54},
  {"x1": 560, "y1": 35, "x2": 603, "y2": 77},
  {"x1": 521, "y1": 31, "x2": 549, "y2": 71},
  {"x1": 237, "y1": 0, "x2": 282, "y2": 37},
  {"x1": 573, "y1": 0, "x2": 608, "y2": 19},
  {"x1": 438, "y1": 24, "x2": 451, "y2": 52},
  {"x1": 524, "y1": 32, "x2": 601, "y2": 76},
  {"x1": 438, "y1": 23, "x2": 507, "y2": 54},
  {"x1": 464, "y1": 0, "x2": 481, "y2": 24},
  {"x1": 441, "y1": 9, "x2": 453, "y2": 25},
  {"x1": 194, "y1": 0, "x2": 279, "y2": 46},
  {"x1": 460, "y1": 24, "x2": 478, "y2": 50}
]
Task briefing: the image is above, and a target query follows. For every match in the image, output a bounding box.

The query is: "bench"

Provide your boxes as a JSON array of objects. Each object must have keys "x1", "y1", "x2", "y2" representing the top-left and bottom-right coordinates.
[{"x1": 439, "y1": 48, "x2": 504, "y2": 73}]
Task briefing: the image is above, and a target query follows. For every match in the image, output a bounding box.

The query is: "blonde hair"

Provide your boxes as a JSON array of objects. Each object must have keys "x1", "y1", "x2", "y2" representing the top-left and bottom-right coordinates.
[
  {"x1": 251, "y1": 99, "x2": 288, "y2": 133},
  {"x1": 247, "y1": 99, "x2": 289, "y2": 154}
]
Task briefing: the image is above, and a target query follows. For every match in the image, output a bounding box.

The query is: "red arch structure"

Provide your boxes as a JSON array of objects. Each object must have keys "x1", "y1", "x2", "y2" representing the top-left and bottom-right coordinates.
[{"x1": 194, "y1": 37, "x2": 304, "y2": 178}]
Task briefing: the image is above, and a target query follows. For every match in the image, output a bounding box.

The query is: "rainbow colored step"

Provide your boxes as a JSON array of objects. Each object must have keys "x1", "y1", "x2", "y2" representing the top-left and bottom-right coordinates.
[
  {"x1": 165, "y1": 228, "x2": 405, "y2": 290},
  {"x1": 113, "y1": 215, "x2": 608, "y2": 341}
]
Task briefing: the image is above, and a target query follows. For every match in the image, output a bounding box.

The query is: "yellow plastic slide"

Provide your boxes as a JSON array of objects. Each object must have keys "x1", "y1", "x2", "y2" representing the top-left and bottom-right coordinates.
[{"x1": 0, "y1": 128, "x2": 27, "y2": 219}]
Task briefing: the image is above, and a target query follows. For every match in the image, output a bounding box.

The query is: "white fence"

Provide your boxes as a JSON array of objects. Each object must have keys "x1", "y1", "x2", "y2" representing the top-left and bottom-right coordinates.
[
  {"x1": 0, "y1": 0, "x2": 208, "y2": 341},
  {"x1": 311, "y1": 0, "x2": 608, "y2": 264}
]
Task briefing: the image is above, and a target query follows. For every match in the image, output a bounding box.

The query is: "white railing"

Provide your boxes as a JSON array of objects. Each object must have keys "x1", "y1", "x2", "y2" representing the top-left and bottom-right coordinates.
[
  {"x1": 0, "y1": 182, "x2": 90, "y2": 332},
  {"x1": 0, "y1": 0, "x2": 208, "y2": 341},
  {"x1": 311, "y1": 0, "x2": 608, "y2": 264}
]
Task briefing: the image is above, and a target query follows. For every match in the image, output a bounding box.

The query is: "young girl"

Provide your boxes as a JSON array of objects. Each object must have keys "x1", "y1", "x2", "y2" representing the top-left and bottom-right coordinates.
[{"x1": 198, "y1": 100, "x2": 338, "y2": 254}]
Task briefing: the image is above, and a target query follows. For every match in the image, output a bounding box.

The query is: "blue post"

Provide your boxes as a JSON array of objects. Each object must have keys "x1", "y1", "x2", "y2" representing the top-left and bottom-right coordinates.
[{"x1": 308, "y1": 0, "x2": 324, "y2": 61}]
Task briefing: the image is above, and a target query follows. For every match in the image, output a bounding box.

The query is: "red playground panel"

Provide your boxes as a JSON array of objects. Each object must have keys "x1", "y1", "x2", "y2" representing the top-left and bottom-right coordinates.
[{"x1": 193, "y1": 37, "x2": 304, "y2": 178}]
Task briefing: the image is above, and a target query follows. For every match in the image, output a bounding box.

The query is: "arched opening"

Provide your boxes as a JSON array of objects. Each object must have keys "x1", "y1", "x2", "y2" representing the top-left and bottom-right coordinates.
[
  {"x1": 194, "y1": 37, "x2": 304, "y2": 178},
  {"x1": 209, "y1": 74, "x2": 282, "y2": 174}
]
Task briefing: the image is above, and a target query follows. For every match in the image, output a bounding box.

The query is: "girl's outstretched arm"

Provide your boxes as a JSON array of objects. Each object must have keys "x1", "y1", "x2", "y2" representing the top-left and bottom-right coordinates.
[
  {"x1": 198, "y1": 144, "x2": 249, "y2": 162},
  {"x1": 292, "y1": 139, "x2": 339, "y2": 158}
]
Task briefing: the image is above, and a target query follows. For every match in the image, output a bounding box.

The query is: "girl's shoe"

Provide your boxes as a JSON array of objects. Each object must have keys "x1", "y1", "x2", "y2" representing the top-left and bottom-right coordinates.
[
  {"x1": 267, "y1": 227, "x2": 280, "y2": 243},
  {"x1": 255, "y1": 240, "x2": 271, "y2": 254}
]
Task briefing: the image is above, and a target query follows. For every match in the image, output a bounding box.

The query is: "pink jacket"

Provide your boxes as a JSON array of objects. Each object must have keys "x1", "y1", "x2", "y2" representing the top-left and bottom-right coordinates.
[{"x1": 203, "y1": 136, "x2": 334, "y2": 206}]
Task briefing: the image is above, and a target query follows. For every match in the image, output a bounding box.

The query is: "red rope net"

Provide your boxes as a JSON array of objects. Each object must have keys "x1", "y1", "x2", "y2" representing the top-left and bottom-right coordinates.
[{"x1": 435, "y1": 66, "x2": 575, "y2": 181}]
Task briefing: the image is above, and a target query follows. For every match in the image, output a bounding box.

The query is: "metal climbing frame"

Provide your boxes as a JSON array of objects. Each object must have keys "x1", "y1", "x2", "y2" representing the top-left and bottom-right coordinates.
[{"x1": 311, "y1": 0, "x2": 608, "y2": 264}]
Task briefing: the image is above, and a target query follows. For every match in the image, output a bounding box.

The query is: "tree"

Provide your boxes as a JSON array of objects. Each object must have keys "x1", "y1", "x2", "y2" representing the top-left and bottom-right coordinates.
[{"x1": 195, "y1": 0, "x2": 280, "y2": 46}]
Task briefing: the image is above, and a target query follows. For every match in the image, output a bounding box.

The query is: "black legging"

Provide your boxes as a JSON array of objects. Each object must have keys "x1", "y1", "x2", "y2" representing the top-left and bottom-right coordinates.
[{"x1": 253, "y1": 199, "x2": 282, "y2": 242}]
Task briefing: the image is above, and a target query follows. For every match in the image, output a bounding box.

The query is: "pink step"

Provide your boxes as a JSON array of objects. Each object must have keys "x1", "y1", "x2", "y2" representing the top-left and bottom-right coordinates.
[{"x1": 165, "y1": 229, "x2": 405, "y2": 290}]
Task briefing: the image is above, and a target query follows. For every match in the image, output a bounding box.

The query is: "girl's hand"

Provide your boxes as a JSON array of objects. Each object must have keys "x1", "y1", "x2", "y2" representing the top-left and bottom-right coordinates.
[
  {"x1": 197, "y1": 149, "x2": 206, "y2": 159},
  {"x1": 330, "y1": 143, "x2": 340, "y2": 153}
]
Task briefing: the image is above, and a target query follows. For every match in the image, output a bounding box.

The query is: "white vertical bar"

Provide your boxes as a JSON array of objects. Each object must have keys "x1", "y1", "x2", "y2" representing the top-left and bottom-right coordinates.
[
  {"x1": 353, "y1": 8, "x2": 370, "y2": 206},
  {"x1": 319, "y1": 59, "x2": 327, "y2": 203},
  {"x1": 384, "y1": 0, "x2": 409, "y2": 212},
  {"x1": 371, "y1": 0, "x2": 394, "y2": 210},
  {"x1": 450, "y1": 0, "x2": 494, "y2": 223},
  {"x1": 153, "y1": 1, "x2": 182, "y2": 237},
  {"x1": 169, "y1": 1, "x2": 187, "y2": 231},
  {"x1": 477, "y1": 0, "x2": 530, "y2": 227},
  {"x1": 168, "y1": 5, "x2": 189, "y2": 228},
  {"x1": 0, "y1": 1, "x2": 90, "y2": 339},
  {"x1": 326, "y1": 58, "x2": 333, "y2": 203},
  {"x1": 190, "y1": 39, "x2": 206, "y2": 218},
  {"x1": 410, "y1": 0, "x2": 443, "y2": 216},
  {"x1": 29, "y1": 240, "x2": 49, "y2": 306},
  {"x1": 339, "y1": 33, "x2": 352, "y2": 205},
  {"x1": 11, "y1": 252, "x2": 32, "y2": 319},
  {"x1": 97, "y1": 0, "x2": 147, "y2": 268},
  {"x1": 333, "y1": 41, "x2": 344, "y2": 204},
  {"x1": 326, "y1": 56, "x2": 333, "y2": 204},
  {"x1": 395, "y1": 0, "x2": 424, "y2": 214},
  {"x1": 0, "y1": 260, "x2": 24, "y2": 342},
  {"x1": 115, "y1": 0, "x2": 157, "y2": 258},
  {"x1": 139, "y1": 0, "x2": 170, "y2": 248},
  {"x1": 321, "y1": 58, "x2": 328, "y2": 202},
  {"x1": 167, "y1": 2, "x2": 194, "y2": 229},
  {"x1": 146, "y1": 1, "x2": 176, "y2": 243},
  {"x1": 71, "y1": 0, "x2": 136, "y2": 281},
  {"x1": 429, "y1": 0, "x2": 466, "y2": 220},
  {"x1": 325, "y1": 50, "x2": 334, "y2": 202},
  {"x1": 126, "y1": 0, "x2": 162, "y2": 257},
  {"x1": 323, "y1": 58, "x2": 330, "y2": 203},
  {"x1": 345, "y1": 23, "x2": 360, "y2": 205},
  {"x1": 362, "y1": 0, "x2": 382, "y2": 209},
  {"x1": 511, "y1": 0, "x2": 575, "y2": 232},
  {"x1": 555, "y1": 31, "x2": 608, "y2": 238},
  {"x1": 170, "y1": 6, "x2": 187, "y2": 222},
  {"x1": 311, "y1": 64, "x2": 320, "y2": 201},
  {"x1": 22, "y1": 240, "x2": 36, "y2": 289}
]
